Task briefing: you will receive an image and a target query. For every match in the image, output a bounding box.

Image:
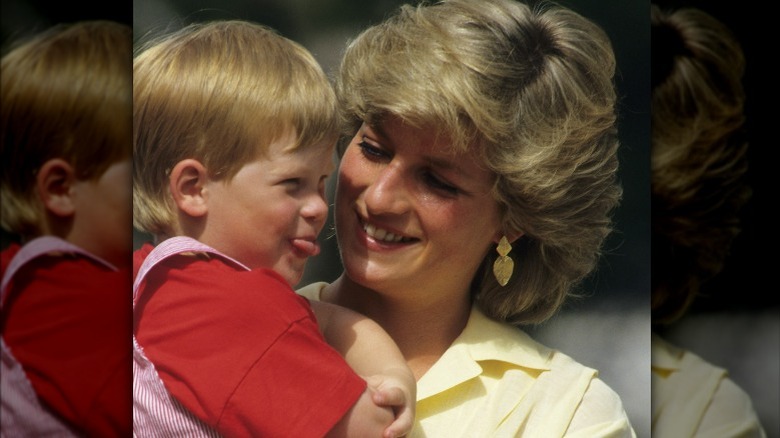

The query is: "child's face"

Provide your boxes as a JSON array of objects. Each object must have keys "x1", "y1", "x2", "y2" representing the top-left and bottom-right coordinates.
[{"x1": 201, "y1": 134, "x2": 334, "y2": 286}]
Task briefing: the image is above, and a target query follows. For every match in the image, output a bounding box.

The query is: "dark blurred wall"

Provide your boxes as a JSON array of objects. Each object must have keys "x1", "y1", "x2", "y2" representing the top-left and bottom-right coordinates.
[
  {"x1": 2, "y1": 0, "x2": 131, "y2": 51},
  {"x1": 651, "y1": 0, "x2": 771, "y2": 313}
]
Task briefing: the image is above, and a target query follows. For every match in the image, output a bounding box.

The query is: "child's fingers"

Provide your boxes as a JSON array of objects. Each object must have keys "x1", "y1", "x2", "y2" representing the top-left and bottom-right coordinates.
[
  {"x1": 384, "y1": 425, "x2": 404, "y2": 438},
  {"x1": 393, "y1": 404, "x2": 414, "y2": 429},
  {"x1": 383, "y1": 411, "x2": 413, "y2": 438},
  {"x1": 376, "y1": 387, "x2": 414, "y2": 438},
  {"x1": 372, "y1": 386, "x2": 405, "y2": 407}
]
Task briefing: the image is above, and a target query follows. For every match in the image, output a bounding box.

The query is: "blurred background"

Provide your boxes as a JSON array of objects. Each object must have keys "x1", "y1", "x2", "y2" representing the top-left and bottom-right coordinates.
[
  {"x1": 1, "y1": 0, "x2": 132, "y2": 252},
  {"x1": 1, "y1": 0, "x2": 131, "y2": 44},
  {"x1": 651, "y1": 1, "x2": 778, "y2": 436}
]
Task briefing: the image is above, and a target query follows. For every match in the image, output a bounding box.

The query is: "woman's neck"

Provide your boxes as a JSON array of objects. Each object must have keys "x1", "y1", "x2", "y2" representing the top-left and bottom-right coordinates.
[{"x1": 323, "y1": 274, "x2": 472, "y2": 380}]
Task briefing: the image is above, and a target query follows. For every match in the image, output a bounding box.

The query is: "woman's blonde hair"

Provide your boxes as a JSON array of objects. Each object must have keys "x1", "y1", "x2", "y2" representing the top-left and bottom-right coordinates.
[
  {"x1": 650, "y1": 5, "x2": 749, "y2": 324},
  {"x1": 337, "y1": 0, "x2": 621, "y2": 324},
  {"x1": 133, "y1": 20, "x2": 339, "y2": 236},
  {"x1": 1, "y1": 21, "x2": 132, "y2": 237}
]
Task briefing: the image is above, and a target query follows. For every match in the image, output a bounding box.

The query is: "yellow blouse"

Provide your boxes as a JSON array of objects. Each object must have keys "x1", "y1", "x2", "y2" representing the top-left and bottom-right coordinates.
[{"x1": 298, "y1": 282, "x2": 635, "y2": 437}]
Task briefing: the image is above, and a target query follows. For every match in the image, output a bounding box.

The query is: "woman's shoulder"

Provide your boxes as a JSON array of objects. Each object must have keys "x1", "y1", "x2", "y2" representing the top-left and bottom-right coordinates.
[
  {"x1": 462, "y1": 305, "x2": 595, "y2": 374},
  {"x1": 528, "y1": 340, "x2": 632, "y2": 435},
  {"x1": 464, "y1": 307, "x2": 628, "y2": 406},
  {"x1": 296, "y1": 281, "x2": 328, "y2": 301},
  {"x1": 441, "y1": 307, "x2": 634, "y2": 436},
  {"x1": 565, "y1": 376, "x2": 635, "y2": 437}
]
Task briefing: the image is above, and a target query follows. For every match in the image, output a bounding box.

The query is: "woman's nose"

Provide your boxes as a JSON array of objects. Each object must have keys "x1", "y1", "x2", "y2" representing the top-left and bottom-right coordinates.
[{"x1": 364, "y1": 164, "x2": 410, "y2": 215}]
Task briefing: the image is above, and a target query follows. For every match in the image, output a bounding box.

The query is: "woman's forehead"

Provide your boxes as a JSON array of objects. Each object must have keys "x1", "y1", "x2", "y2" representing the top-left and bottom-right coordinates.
[
  {"x1": 368, "y1": 116, "x2": 479, "y2": 156},
  {"x1": 363, "y1": 118, "x2": 495, "y2": 186}
]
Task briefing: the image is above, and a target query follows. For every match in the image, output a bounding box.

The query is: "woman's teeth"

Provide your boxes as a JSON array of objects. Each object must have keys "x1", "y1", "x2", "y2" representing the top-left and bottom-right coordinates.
[{"x1": 363, "y1": 223, "x2": 410, "y2": 243}]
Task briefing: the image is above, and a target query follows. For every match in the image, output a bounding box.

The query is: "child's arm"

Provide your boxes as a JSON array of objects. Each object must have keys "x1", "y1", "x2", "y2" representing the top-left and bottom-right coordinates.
[{"x1": 311, "y1": 300, "x2": 416, "y2": 438}]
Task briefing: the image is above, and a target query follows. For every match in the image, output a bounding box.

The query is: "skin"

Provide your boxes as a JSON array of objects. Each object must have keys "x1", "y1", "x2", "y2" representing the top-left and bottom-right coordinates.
[
  {"x1": 196, "y1": 133, "x2": 333, "y2": 286},
  {"x1": 323, "y1": 116, "x2": 505, "y2": 379},
  {"x1": 71, "y1": 159, "x2": 133, "y2": 268},
  {"x1": 37, "y1": 158, "x2": 133, "y2": 269}
]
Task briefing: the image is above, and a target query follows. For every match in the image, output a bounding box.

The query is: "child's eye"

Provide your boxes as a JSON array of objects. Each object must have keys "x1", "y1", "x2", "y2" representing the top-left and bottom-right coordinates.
[{"x1": 281, "y1": 178, "x2": 301, "y2": 188}]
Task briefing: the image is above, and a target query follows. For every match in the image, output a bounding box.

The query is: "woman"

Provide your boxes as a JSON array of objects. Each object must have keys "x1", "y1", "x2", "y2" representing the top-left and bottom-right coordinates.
[{"x1": 299, "y1": 0, "x2": 635, "y2": 435}]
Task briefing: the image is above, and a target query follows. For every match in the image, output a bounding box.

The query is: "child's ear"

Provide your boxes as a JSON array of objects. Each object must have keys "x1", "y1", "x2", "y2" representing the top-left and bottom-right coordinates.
[
  {"x1": 36, "y1": 158, "x2": 76, "y2": 217},
  {"x1": 169, "y1": 159, "x2": 210, "y2": 218}
]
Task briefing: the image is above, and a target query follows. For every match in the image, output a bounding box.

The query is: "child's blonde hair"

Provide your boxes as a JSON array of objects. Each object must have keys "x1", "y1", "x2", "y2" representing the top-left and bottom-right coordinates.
[
  {"x1": 133, "y1": 20, "x2": 339, "y2": 236},
  {"x1": 1, "y1": 21, "x2": 132, "y2": 237}
]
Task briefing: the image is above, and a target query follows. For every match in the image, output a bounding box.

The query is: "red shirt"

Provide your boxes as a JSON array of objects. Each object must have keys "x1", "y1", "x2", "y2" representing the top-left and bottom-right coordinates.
[
  {"x1": 133, "y1": 243, "x2": 365, "y2": 437},
  {"x1": 1, "y1": 243, "x2": 132, "y2": 437}
]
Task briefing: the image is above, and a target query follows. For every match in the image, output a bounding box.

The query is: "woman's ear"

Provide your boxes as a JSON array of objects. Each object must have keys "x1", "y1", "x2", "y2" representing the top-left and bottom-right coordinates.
[
  {"x1": 36, "y1": 158, "x2": 76, "y2": 217},
  {"x1": 507, "y1": 230, "x2": 524, "y2": 244},
  {"x1": 169, "y1": 159, "x2": 210, "y2": 218},
  {"x1": 494, "y1": 229, "x2": 524, "y2": 245}
]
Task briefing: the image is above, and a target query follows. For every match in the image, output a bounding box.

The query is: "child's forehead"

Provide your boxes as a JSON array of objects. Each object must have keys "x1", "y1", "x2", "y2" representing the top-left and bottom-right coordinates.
[
  {"x1": 223, "y1": 158, "x2": 331, "y2": 193},
  {"x1": 247, "y1": 136, "x2": 335, "y2": 172},
  {"x1": 257, "y1": 130, "x2": 334, "y2": 156}
]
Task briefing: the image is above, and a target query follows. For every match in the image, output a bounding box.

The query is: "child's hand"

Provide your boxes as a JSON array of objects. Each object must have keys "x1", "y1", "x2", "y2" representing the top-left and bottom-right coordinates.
[{"x1": 365, "y1": 369, "x2": 416, "y2": 438}]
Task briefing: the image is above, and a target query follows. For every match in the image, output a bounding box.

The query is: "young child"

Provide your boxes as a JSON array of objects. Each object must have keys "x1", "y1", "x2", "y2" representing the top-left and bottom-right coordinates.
[
  {"x1": 0, "y1": 21, "x2": 133, "y2": 436},
  {"x1": 132, "y1": 20, "x2": 415, "y2": 437}
]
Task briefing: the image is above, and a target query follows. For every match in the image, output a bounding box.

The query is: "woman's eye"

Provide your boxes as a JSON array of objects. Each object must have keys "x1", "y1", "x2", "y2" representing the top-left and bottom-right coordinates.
[
  {"x1": 423, "y1": 172, "x2": 459, "y2": 195},
  {"x1": 357, "y1": 138, "x2": 389, "y2": 161}
]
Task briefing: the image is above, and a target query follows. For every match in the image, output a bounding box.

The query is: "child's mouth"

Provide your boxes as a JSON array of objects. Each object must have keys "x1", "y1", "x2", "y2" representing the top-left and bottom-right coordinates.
[{"x1": 291, "y1": 238, "x2": 320, "y2": 257}]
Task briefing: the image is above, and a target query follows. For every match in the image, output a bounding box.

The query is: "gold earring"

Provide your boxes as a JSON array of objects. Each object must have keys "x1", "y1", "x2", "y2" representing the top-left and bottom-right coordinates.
[{"x1": 493, "y1": 236, "x2": 514, "y2": 286}]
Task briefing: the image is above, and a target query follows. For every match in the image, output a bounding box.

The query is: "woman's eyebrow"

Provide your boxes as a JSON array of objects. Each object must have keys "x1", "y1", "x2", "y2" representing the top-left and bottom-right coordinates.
[
  {"x1": 364, "y1": 123, "x2": 390, "y2": 143},
  {"x1": 424, "y1": 155, "x2": 462, "y2": 173},
  {"x1": 371, "y1": 124, "x2": 472, "y2": 175}
]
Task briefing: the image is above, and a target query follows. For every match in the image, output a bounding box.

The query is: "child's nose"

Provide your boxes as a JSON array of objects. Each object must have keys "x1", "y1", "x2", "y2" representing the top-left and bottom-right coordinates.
[{"x1": 302, "y1": 191, "x2": 329, "y2": 224}]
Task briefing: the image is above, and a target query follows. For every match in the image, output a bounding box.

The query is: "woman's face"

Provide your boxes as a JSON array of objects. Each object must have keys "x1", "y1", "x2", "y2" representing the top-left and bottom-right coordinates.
[{"x1": 335, "y1": 117, "x2": 503, "y2": 304}]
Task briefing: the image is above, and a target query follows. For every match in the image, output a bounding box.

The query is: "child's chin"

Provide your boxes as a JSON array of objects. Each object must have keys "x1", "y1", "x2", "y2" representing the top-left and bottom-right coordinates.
[{"x1": 280, "y1": 266, "x2": 305, "y2": 287}]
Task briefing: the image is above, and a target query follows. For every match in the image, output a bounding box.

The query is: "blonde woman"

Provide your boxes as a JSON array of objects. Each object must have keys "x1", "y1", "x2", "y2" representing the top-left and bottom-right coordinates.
[{"x1": 299, "y1": 0, "x2": 635, "y2": 435}]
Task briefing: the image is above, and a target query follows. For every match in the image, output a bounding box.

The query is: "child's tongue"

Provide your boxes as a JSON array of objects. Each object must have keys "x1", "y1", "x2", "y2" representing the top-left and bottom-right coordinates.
[{"x1": 292, "y1": 239, "x2": 320, "y2": 257}]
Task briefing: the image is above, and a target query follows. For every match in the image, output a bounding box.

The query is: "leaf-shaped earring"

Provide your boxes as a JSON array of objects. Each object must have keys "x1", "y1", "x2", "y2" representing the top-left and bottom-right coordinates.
[{"x1": 492, "y1": 236, "x2": 514, "y2": 286}]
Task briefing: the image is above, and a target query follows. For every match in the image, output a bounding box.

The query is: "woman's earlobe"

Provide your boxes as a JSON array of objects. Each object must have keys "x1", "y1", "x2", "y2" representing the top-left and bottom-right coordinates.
[
  {"x1": 507, "y1": 231, "x2": 524, "y2": 244},
  {"x1": 169, "y1": 159, "x2": 210, "y2": 217},
  {"x1": 494, "y1": 230, "x2": 524, "y2": 245},
  {"x1": 36, "y1": 158, "x2": 76, "y2": 217}
]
